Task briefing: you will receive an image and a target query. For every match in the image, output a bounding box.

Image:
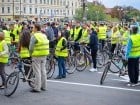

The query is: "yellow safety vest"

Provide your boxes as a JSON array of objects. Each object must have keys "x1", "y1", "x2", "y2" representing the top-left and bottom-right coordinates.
[
  {"x1": 122, "y1": 30, "x2": 129, "y2": 45},
  {"x1": 80, "y1": 29, "x2": 89, "y2": 43},
  {"x1": 0, "y1": 40, "x2": 9, "y2": 63},
  {"x1": 32, "y1": 32, "x2": 49, "y2": 57},
  {"x1": 74, "y1": 27, "x2": 82, "y2": 41},
  {"x1": 10, "y1": 28, "x2": 19, "y2": 43},
  {"x1": 3, "y1": 30, "x2": 11, "y2": 44},
  {"x1": 111, "y1": 31, "x2": 120, "y2": 44},
  {"x1": 55, "y1": 37, "x2": 68, "y2": 57},
  {"x1": 129, "y1": 34, "x2": 140, "y2": 57},
  {"x1": 98, "y1": 26, "x2": 106, "y2": 40},
  {"x1": 20, "y1": 47, "x2": 30, "y2": 58}
]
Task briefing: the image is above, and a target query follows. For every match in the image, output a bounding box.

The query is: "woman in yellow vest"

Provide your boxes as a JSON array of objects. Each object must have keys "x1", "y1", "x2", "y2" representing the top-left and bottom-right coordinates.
[
  {"x1": 55, "y1": 31, "x2": 68, "y2": 79},
  {"x1": 110, "y1": 27, "x2": 120, "y2": 54},
  {"x1": 18, "y1": 30, "x2": 31, "y2": 76},
  {"x1": 125, "y1": 26, "x2": 140, "y2": 87},
  {"x1": 0, "y1": 32, "x2": 9, "y2": 89}
]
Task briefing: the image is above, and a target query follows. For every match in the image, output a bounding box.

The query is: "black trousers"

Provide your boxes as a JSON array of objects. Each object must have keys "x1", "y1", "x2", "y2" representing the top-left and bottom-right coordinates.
[
  {"x1": 128, "y1": 58, "x2": 139, "y2": 84},
  {"x1": 0, "y1": 63, "x2": 6, "y2": 86},
  {"x1": 111, "y1": 44, "x2": 116, "y2": 54},
  {"x1": 99, "y1": 40, "x2": 105, "y2": 50},
  {"x1": 91, "y1": 50, "x2": 97, "y2": 69}
]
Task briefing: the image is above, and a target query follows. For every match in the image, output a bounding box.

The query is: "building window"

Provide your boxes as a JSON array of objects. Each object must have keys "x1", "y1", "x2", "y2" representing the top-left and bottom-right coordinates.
[
  {"x1": 30, "y1": 0, "x2": 32, "y2": 3},
  {"x1": 68, "y1": 10, "x2": 69, "y2": 15},
  {"x1": 72, "y1": 2, "x2": 73, "y2": 6},
  {"x1": 24, "y1": 0, "x2": 25, "y2": 3},
  {"x1": 35, "y1": 8, "x2": 37, "y2": 14},
  {"x1": 60, "y1": 0, "x2": 62, "y2": 6},
  {"x1": 63, "y1": 1, "x2": 66, "y2": 6},
  {"x1": 72, "y1": 10, "x2": 73, "y2": 15},
  {"x1": 7, "y1": 7, "x2": 10, "y2": 13},
  {"x1": 44, "y1": 0, "x2": 46, "y2": 4},
  {"x1": 51, "y1": 0, "x2": 53, "y2": 5},
  {"x1": 44, "y1": 10, "x2": 46, "y2": 14},
  {"x1": 2, "y1": 7, "x2": 4, "y2": 13},
  {"x1": 47, "y1": 0, "x2": 49, "y2": 4},
  {"x1": 40, "y1": 0, "x2": 42, "y2": 4},
  {"x1": 23, "y1": 7, "x2": 26, "y2": 13},
  {"x1": 2, "y1": 0, "x2": 4, "y2": 2},
  {"x1": 30, "y1": 8, "x2": 32, "y2": 14},
  {"x1": 47, "y1": 9, "x2": 49, "y2": 15},
  {"x1": 35, "y1": 0, "x2": 37, "y2": 3},
  {"x1": 57, "y1": 0, "x2": 59, "y2": 5},
  {"x1": 8, "y1": 0, "x2": 10, "y2": 2}
]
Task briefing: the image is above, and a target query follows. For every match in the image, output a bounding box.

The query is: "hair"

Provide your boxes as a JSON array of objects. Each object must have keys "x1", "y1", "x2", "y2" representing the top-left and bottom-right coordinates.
[
  {"x1": 34, "y1": 23, "x2": 41, "y2": 31},
  {"x1": 132, "y1": 26, "x2": 138, "y2": 34},
  {"x1": 20, "y1": 30, "x2": 31, "y2": 48}
]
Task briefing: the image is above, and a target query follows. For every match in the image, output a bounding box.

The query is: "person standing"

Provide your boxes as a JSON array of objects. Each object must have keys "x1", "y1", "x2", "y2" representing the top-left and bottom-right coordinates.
[
  {"x1": 18, "y1": 30, "x2": 31, "y2": 76},
  {"x1": 126, "y1": 26, "x2": 140, "y2": 86},
  {"x1": 89, "y1": 28, "x2": 98, "y2": 72},
  {"x1": 55, "y1": 31, "x2": 68, "y2": 79},
  {"x1": 0, "y1": 32, "x2": 9, "y2": 88},
  {"x1": 29, "y1": 24, "x2": 49, "y2": 92}
]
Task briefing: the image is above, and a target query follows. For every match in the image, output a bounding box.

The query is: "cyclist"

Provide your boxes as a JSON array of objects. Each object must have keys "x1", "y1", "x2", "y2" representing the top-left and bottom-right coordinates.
[
  {"x1": 0, "y1": 32, "x2": 9, "y2": 89},
  {"x1": 125, "y1": 26, "x2": 140, "y2": 87},
  {"x1": 29, "y1": 23, "x2": 49, "y2": 92}
]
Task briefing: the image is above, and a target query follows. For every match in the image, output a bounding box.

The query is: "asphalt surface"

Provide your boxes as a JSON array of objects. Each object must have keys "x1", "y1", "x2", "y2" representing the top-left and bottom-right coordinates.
[{"x1": 0, "y1": 65, "x2": 140, "y2": 105}]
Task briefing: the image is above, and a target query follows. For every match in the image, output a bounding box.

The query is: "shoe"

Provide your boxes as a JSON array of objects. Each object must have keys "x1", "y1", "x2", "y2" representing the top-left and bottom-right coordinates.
[
  {"x1": 41, "y1": 88, "x2": 47, "y2": 91},
  {"x1": 0, "y1": 85, "x2": 5, "y2": 89},
  {"x1": 89, "y1": 68, "x2": 98, "y2": 72},
  {"x1": 127, "y1": 83, "x2": 139, "y2": 87},
  {"x1": 62, "y1": 76, "x2": 66, "y2": 78},
  {"x1": 30, "y1": 89, "x2": 40, "y2": 93},
  {"x1": 54, "y1": 76, "x2": 62, "y2": 79}
]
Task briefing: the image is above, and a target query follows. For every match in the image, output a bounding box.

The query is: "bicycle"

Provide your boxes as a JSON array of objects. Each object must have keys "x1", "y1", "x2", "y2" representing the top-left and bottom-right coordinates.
[
  {"x1": 4, "y1": 57, "x2": 35, "y2": 97},
  {"x1": 100, "y1": 53, "x2": 127, "y2": 85}
]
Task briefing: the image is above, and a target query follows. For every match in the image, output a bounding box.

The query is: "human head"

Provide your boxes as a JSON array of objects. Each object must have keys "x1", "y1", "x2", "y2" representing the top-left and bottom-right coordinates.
[
  {"x1": 32, "y1": 23, "x2": 41, "y2": 32},
  {"x1": 131, "y1": 26, "x2": 138, "y2": 35}
]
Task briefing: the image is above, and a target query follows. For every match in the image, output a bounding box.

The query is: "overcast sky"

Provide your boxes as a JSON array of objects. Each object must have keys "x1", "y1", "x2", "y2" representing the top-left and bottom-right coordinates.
[{"x1": 87, "y1": 0, "x2": 140, "y2": 10}]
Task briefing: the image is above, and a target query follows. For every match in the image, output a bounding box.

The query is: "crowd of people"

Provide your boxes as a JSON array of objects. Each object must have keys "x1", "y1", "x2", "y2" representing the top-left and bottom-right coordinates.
[{"x1": 0, "y1": 18, "x2": 140, "y2": 92}]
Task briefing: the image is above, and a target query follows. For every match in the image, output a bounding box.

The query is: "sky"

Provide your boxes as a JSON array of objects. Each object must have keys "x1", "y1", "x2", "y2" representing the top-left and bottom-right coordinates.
[{"x1": 87, "y1": 0, "x2": 140, "y2": 10}]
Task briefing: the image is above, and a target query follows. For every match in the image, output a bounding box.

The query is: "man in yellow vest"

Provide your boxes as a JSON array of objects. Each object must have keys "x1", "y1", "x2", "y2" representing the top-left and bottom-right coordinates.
[
  {"x1": 29, "y1": 23, "x2": 49, "y2": 92},
  {"x1": 97, "y1": 23, "x2": 107, "y2": 50},
  {"x1": 0, "y1": 32, "x2": 9, "y2": 89},
  {"x1": 55, "y1": 31, "x2": 68, "y2": 79},
  {"x1": 126, "y1": 26, "x2": 140, "y2": 87},
  {"x1": 2, "y1": 25, "x2": 11, "y2": 45}
]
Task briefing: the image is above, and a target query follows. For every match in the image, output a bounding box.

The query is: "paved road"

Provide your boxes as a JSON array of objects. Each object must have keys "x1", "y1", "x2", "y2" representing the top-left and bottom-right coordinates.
[{"x1": 0, "y1": 66, "x2": 140, "y2": 105}]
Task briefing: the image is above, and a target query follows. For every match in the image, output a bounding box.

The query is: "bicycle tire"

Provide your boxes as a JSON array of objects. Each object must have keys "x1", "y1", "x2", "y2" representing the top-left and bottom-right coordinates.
[
  {"x1": 28, "y1": 69, "x2": 35, "y2": 88},
  {"x1": 46, "y1": 58, "x2": 55, "y2": 79},
  {"x1": 66, "y1": 56, "x2": 76, "y2": 74},
  {"x1": 76, "y1": 53, "x2": 87, "y2": 72},
  {"x1": 5, "y1": 71, "x2": 19, "y2": 97},
  {"x1": 109, "y1": 59, "x2": 121, "y2": 73},
  {"x1": 100, "y1": 63, "x2": 110, "y2": 85},
  {"x1": 97, "y1": 52, "x2": 105, "y2": 68}
]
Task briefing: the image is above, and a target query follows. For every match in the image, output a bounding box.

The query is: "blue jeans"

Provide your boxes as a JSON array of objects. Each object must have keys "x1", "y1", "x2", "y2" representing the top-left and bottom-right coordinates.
[{"x1": 57, "y1": 57, "x2": 66, "y2": 77}]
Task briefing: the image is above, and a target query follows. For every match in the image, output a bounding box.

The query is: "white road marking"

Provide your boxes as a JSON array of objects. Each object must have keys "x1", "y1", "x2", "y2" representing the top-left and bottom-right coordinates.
[
  {"x1": 112, "y1": 79, "x2": 129, "y2": 82},
  {"x1": 48, "y1": 80, "x2": 140, "y2": 92}
]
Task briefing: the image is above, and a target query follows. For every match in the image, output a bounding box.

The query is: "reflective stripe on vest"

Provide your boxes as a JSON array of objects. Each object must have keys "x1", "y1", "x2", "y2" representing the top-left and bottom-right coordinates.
[
  {"x1": 129, "y1": 34, "x2": 140, "y2": 57},
  {"x1": 74, "y1": 27, "x2": 82, "y2": 40},
  {"x1": 55, "y1": 37, "x2": 68, "y2": 57},
  {"x1": 0, "y1": 40, "x2": 8, "y2": 63},
  {"x1": 122, "y1": 31, "x2": 129, "y2": 45},
  {"x1": 80, "y1": 29, "x2": 89, "y2": 43},
  {"x1": 32, "y1": 32, "x2": 49, "y2": 57},
  {"x1": 98, "y1": 26, "x2": 106, "y2": 39},
  {"x1": 20, "y1": 47, "x2": 30, "y2": 58},
  {"x1": 3, "y1": 30, "x2": 11, "y2": 44}
]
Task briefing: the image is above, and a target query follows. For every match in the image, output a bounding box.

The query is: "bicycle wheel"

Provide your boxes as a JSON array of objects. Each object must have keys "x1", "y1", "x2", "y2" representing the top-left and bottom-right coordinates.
[
  {"x1": 100, "y1": 62, "x2": 110, "y2": 85},
  {"x1": 109, "y1": 58, "x2": 121, "y2": 73},
  {"x1": 66, "y1": 56, "x2": 76, "y2": 74},
  {"x1": 76, "y1": 53, "x2": 87, "y2": 72},
  {"x1": 5, "y1": 71, "x2": 19, "y2": 97},
  {"x1": 97, "y1": 52, "x2": 105, "y2": 68},
  {"x1": 28, "y1": 69, "x2": 35, "y2": 88},
  {"x1": 46, "y1": 58, "x2": 55, "y2": 79}
]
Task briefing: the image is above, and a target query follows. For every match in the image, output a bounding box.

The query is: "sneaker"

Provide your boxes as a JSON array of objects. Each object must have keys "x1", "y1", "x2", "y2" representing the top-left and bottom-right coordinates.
[
  {"x1": 0, "y1": 85, "x2": 5, "y2": 89},
  {"x1": 127, "y1": 83, "x2": 140, "y2": 87},
  {"x1": 89, "y1": 68, "x2": 98, "y2": 72}
]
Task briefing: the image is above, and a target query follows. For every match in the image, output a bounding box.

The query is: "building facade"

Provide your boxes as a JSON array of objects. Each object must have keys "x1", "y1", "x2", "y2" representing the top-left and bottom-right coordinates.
[{"x1": 0, "y1": 0, "x2": 82, "y2": 21}]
